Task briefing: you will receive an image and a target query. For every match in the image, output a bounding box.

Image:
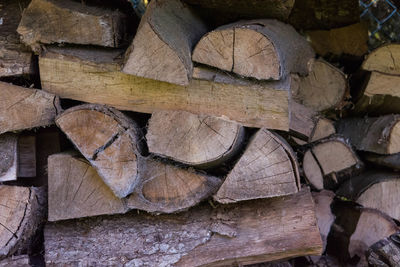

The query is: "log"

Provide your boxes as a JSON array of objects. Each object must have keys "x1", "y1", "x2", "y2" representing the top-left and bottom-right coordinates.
[
  {"x1": 0, "y1": 186, "x2": 45, "y2": 259},
  {"x1": 56, "y1": 104, "x2": 144, "y2": 198},
  {"x1": 214, "y1": 129, "x2": 300, "y2": 203},
  {"x1": 146, "y1": 110, "x2": 245, "y2": 168},
  {"x1": 44, "y1": 188, "x2": 323, "y2": 266},
  {"x1": 192, "y1": 19, "x2": 314, "y2": 80},
  {"x1": 303, "y1": 136, "x2": 363, "y2": 190},
  {"x1": 17, "y1": 135, "x2": 36, "y2": 178},
  {"x1": 0, "y1": 0, "x2": 33, "y2": 77},
  {"x1": 0, "y1": 134, "x2": 18, "y2": 182},
  {"x1": 367, "y1": 233, "x2": 400, "y2": 267},
  {"x1": 362, "y1": 44, "x2": 400, "y2": 75},
  {"x1": 0, "y1": 255, "x2": 29, "y2": 267},
  {"x1": 0, "y1": 82, "x2": 59, "y2": 134},
  {"x1": 48, "y1": 152, "x2": 127, "y2": 221},
  {"x1": 312, "y1": 190, "x2": 335, "y2": 253},
  {"x1": 122, "y1": 0, "x2": 207, "y2": 85},
  {"x1": 288, "y1": 0, "x2": 360, "y2": 30},
  {"x1": 39, "y1": 46, "x2": 291, "y2": 130},
  {"x1": 306, "y1": 23, "x2": 368, "y2": 57},
  {"x1": 363, "y1": 152, "x2": 400, "y2": 170},
  {"x1": 337, "y1": 115, "x2": 400, "y2": 155},
  {"x1": 127, "y1": 157, "x2": 222, "y2": 213},
  {"x1": 291, "y1": 59, "x2": 347, "y2": 112},
  {"x1": 17, "y1": 0, "x2": 126, "y2": 52},
  {"x1": 337, "y1": 171, "x2": 400, "y2": 221}
]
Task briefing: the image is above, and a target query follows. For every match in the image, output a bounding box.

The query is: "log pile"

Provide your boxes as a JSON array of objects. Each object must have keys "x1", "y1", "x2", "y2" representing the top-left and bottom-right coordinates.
[{"x1": 3, "y1": 0, "x2": 400, "y2": 266}]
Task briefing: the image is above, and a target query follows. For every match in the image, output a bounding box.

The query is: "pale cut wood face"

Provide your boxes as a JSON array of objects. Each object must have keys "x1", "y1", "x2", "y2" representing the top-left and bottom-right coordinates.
[{"x1": 362, "y1": 44, "x2": 400, "y2": 75}]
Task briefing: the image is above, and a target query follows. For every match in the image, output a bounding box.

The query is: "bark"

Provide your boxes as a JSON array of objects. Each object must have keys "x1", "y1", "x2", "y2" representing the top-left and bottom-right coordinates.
[
  {"x1": 214, "y1": 129, "x2": 300, "y2": 203},
  {"x1": 336, "y1": 115, "x2": 400, "y2": 154},
  {"x1": 122, "y1": 0, "x2": 207, "y2": 85},
  {"x1": 39, "y1": 47, "x2": 291, "y2": 131},
  {"x1": 0, "y1": 82, "x2": 59, "y2": 134},
  {"x1": 303, "y1": 136, "x2": 363, "y2": 190},
  {"x1": 367, "y1": 233, "x2": 400, "y2": 267},
  {"x1": 0, "y1": 134, "x2": 17, "y2": 182},
  {"x1": 0, "y1": 255, "x2": 29, "y2": 267},
  {"x1": 44, "y1": 188, "x2": 323, "y2": 266},
  {"x1": 56, "y1": 104, "x2": 144, "y2": 198},
  {"x1": 17, "y1": 0, "x2": 126, "y2": 52},
  {"x1": 146, "y1": 110, "x2": 245, "y2": 168},
  {"x1": 363, "y1": 152, "x2": 400, "y2": 170},
  {"x1": 362, "y1": 44, "x2": 400, "y2": 75},
  {"x1": 192, "y1": 19, "x2": 314, "y2": 80},
  {"x1": 17, "y1": 135, "x2": 36, "y2": 178}
]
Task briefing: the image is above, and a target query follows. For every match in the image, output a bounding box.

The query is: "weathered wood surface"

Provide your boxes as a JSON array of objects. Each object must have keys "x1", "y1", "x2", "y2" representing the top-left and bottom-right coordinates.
[
  {"x1": 123, "y1": 0, "x2": 207, "y2": 85},
  {"x1": 337, "y1": 171, "x2": 400, "y2": 221},
  {"x1": 303, "y1": 136, "x2": 362, "y2": 190},
  {"x1": 17, "y1": 135, "x2": 36, "y2": 178},
  {"x1": 362, "y1": 44, "x2": 400, "y2": 75},
  {"x1": 0, "y1": 134, "x2": 18, "y2": 182},
  {"x1": 364, "y1": 152, "x2": 400, "y2": 170},
  {"x1": 56, "y1": 104, "x2": 143, "y2": 198},
  {"x1": 146, "y1": 110, "x2": 245, "y2": 168},
  {"x1": 366, "y1": 233, "x2": 400, "y2": 267},
  {"x1": 0, "y1": 255, "x2": 30, "y2": 267},
  {"x1": 17, "y1": 0, "x2": 125, "y2": 52},
  {"x1": 306, "y1": 23, "x2": 368, "y2": 57},
  {"x1": 40, "y1": 47, "x2": 291, "y2": 130},
  {"x1": 44, "y1": 188, "x2": 323, "y2": 266},
  {"x1": 214, "y1": 129, "x2": 300, "y2": 203},
  {"x1": 127, "y1": 157, "x2": 221, "y2": 214},
  {"x1": 0, "y1": 82, "x2": 59, "y2": 134},
  {"x1": 0, "y1": 186, "x2": 45, "y2": 260},
  {"x1": 0, "y1": 0, "x2": 33, "y2": 77},
  {"x1": 337, "y1": 115, "x2": 400, "y2": 154},
  {"x1": 192, "y1": 19, "x2": 314, "y2": 80},
  {"x1": 292, "y1": 59, "x2": 347, "y2": 112},
  {"x1": 48, "y1": 152, "x2": 127, "y2": 221}
]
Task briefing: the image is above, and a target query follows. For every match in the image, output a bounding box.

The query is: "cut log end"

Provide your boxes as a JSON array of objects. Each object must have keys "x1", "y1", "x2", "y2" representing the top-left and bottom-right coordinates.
[{"x1": 362, "y1": 44, "x2": 400, "y2": 75}]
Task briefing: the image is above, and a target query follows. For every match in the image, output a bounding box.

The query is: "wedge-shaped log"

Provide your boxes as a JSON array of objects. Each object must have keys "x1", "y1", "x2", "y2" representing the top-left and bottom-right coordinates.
[
  {"x1": 292, "y1": 60, "x2": 347, "y2": 112},
  {"x1": 56, "y1": 104, "x2": 143, "y2": 198},
  {"x1": 337, "y1": 115, "x2": 400, "y2": 155},
  {"x1": 44, "y1": 189, "x2": 322, "y2": 266},
  {"x1": 0, "y1": 82, "x2": 59, "y2": 134},
  {"x1": 0, "y1": 186, "x2": 45, "y2": 259},
  {"x1": 0, "y1": 134, "x2": 18, "y2": 182},
  {"x1": 0, "y1": 0, "x2": 33, "y2": 77},
  {"x1": 48, "y1": 152, "x2": 127, "y2": 221},
  {"x1": 193, "y1": 19, "x2": 314, "y2": 80},
  {"x1": 40, "y1": 47, "x2": 291, "y2": 130},
  {"x1": 214, "y1": 129, "x2": 300, "y2": 203},
  {"x1": 127, "y1": 157, "x2": 221, "y2": 214},
  {"x1": 337, "y1": 171, "x2": 400, "y2": 221},
  {"x1": 362, "y1": 44, "x2": 400, "y2": 75},
  {"x1": 17, "y1": 0, "x2": 125, "y2": 52},
  {"x1": 146, "y1": 110, "x2": 245, "y2": 168},
  {"x1": 303, "y1": 136, "x2": 363, "y2": 190},
  {"x1": 123, "y1": 0, "x2": 207, "y2": 85}
]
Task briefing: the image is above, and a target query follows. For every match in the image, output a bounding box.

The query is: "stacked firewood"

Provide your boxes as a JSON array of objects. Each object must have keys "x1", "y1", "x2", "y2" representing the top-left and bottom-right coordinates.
[{"x1": 1, "y1": 0, "x2": 400, "y2": 266}]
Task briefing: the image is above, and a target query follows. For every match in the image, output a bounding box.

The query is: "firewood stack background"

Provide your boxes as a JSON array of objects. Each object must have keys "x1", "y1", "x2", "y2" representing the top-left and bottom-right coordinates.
[{"x1": 2, "y1": 0, "x2": 400, "y2": 266}]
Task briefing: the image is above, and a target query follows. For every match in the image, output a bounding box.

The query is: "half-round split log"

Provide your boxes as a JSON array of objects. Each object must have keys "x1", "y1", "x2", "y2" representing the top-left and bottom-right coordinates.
[
  {"x1": 123, "y1": 0, "x2": 207, "y2": 85},
  {"x1": 362, "y1": 44, "x2": 400, "y2": 75},
  {"x1": 303, "y1": 136, "x2": 363, "y2": 190},
  {"x1": 127, "y1": 157, "x2": 221, "y2": 214},
  {"x1": 146, "y1": 110, "x2": 245, "y2": 168},
  {"x1": 192, "y1": 19, "x2": 314, "y2": 80},
  {"x1": 0, "y1": 186, "x2": 45, "y2": 259},
  {"x1": 56, "y1": 104, "x2": 143, "y2": 198},
  {"x1": 214, "y1": 129, "x2": 300, "y2": 203}
]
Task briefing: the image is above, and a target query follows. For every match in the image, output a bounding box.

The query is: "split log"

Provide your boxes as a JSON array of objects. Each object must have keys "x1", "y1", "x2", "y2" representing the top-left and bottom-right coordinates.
[
  {"x1": 306, "y1": 23, "x2": 368, "y2": 57},
  {"x1": 337, "y1": 171, "x2": 400, "y2": 221},
  {"x1": 44, "y1": 188, "x2": 323, "y2": 266},
  {"x1": 0, "y1": 186, "x2": 45, "y2": 259},
  {"x1": 291, "y1": 59, "x2": 347, "y2": 112},
  {"x1": 363, "y1": 152, "x2": 400, "y2": 170},
  {"x1": 0, "y1": 255, "x2": 29, "y2": 267},
  {"x1": 312, "y1": 190, "x2": 335, "y2": 253},
  {"x1": 0, "y1": 134, "x2": 18, "y2": 182},
  {"x1": 367, "y1": 233, "x2": 400, "y2": 267},
  {"x1": 0, "y1": 0, "x2": 33, "y2": 77},
  {"x1": 303, "y1": 136, "x2": 363, "y2": 190},
  {"x1": 362, "y1": 44, "x2": 400, "y2": 75},
  {"x1": 56, "y1": 104, "x2": 143, "y2": 198},
  {"x1": 127, "y1": 157, "x2": 221, "y2": 213},
  {"x1": 192, "y1": 19, "x2": 314, "y2": 80},
  {"x1": 288, "y1": 0, "x2": 360, "y2": 30},
  {"x1": 337, "y1": 115, "x2": 400, "y2": 154},
  {"x1": 146, "y1": 110, "x2": 245, "y2": 168},
  {"x1": 214, "y1": 129, "x2": 300, "y2": 203},
  {"x1": 39, "y1": 47, "x2": 291, "y2": 130},
  {"x1": 17, "y1": 0, "x2": 126, "y2": 52},
  {"x1": 17, "y1": 135, "x2": 36, "y2": 178},
  {"x1": 122, "y1": 0, "x2": 207, "y2": 85},
  {"x1": 0, "y1": 82, "x2": 59, "y2": 134},
  {"x1": 48, "y1": 152, "x2": 127, "y2": 221}
]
